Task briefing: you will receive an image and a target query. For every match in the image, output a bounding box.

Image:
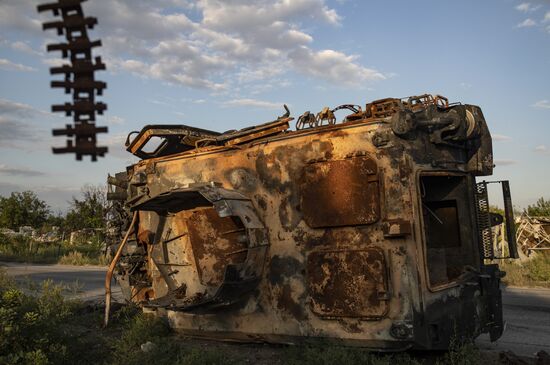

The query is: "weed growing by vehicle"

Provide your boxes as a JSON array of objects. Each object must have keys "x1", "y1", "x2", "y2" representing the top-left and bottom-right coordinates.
[
  {"x1": 284, "y1": 343, "x2": 422, "y2": 365},
  {"x1": 500, "y1": 252, "x2": 550, "y2": 288},
  {"x1": 435, "y1": 337, "x2": 480, "y2": 365},
  {"x1": 0, "y1": 269, "x2": 79, "y2": 365}
]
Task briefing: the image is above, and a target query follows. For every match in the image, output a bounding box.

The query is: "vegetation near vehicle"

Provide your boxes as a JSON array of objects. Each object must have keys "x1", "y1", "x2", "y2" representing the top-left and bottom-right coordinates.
[{"x1": 0, "y1": 268, "x2": 487, "y2": 365}]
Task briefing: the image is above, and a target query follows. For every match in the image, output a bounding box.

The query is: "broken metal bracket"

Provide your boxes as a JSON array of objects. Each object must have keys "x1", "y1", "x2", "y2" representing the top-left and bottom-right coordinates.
[{"x1": 475, "y1": 180, "x2": 519, "y2": 260}]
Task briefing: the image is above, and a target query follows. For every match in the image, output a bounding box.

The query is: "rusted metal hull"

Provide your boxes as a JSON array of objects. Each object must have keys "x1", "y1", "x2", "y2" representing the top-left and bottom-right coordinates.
[{"x1": 109, "y1": 96, "x2": 508, "y2": 350}]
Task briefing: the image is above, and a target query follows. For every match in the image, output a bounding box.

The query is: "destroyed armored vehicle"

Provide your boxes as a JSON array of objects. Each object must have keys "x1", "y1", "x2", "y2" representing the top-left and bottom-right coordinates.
[{"x1": 106, "y1": 94, "x2": 518, "y2": 350}]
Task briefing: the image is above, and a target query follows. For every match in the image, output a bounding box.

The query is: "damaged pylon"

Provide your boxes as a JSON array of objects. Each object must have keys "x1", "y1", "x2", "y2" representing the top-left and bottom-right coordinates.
[{"x1": 37, "y1": 0, "x2": 108, "y2": 161}]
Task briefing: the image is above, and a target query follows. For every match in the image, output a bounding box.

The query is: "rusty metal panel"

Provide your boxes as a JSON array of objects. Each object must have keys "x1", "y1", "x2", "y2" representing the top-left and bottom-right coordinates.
[
  {"x1": 105, "y1": 93, "x2": 509, "y2": 349},
  {"x1": 307, "y1": 248, "x2": 389, "y2": 318},
  {"x1": 300, "y1": 156, "x2": 380, "y2": 228},
  {"x1": 186, "y1": 207, "x2": 247, "y2": 287}
]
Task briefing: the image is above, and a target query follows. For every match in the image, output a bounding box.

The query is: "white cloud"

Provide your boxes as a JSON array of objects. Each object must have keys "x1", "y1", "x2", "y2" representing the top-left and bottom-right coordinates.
[
  {"x1": 517, "y1": 18, "x2": 537, "y2": 27},
  {"x1": 223, "y1": 98, "x2": 285, "y2": 109},
  {"x1": 106, "y1": 115, "x2": 125, "y2": 125},
  {"x1": 288, "y1": 47, "x2": 385, "y2": 86},
  {"x1": 198, "y1": 0, "x2": 341, "y2": 30},
  {"x1": 148, "y1": 99, "x2": 173, "y2": 107},
  {"x1": 544, "y1": 11, "x2": 550, "y2": 22},
  {"x1": 0, "y1": 98, "x2": 51, "y2": 148},
  {"x1": 0, "y1": 0, "x2": 388, "y2": 94},
  {"x1": 0, "y1": 116, "x2": 40, "y2": 146},
  {"x1": 10, "y1": 41, "x2": 42, "y2": 56},
  {"x1": 494, "y1": 159, "x2": 518, "y2": 166},
  {"x1": 0, "y1": 58, "x2": 36, "y2": 72},
  {"x1": 0, "y1": 0, "x2": 384, "y2": 92},
  {"x1": 493, "y1": 134, "x2": 512, "y2": 142},
  {"x1": 516, "y1": 3, "x2": 530, "y2": 12},
  {"x1": 0, "y1": 98, "x2": 46, "y2": 117},
  {"x1": 42, "y1": 58, "x2": 65, "y2": 67},
  {"x1": 532, "y1": 100, "x2": 550, "y2": 109},
  {"x1": 515, "y1": 3, "x2": 540, "y2": 12},
  {"x1": 0, "y1": 1, "x2": 42, "y2": 36},
  {"x1": 534, "y1": 145, "x2": 550, "y2": 154},
  {"x1": 0, "y1": 164, "x2": 45, "y2": 177}
]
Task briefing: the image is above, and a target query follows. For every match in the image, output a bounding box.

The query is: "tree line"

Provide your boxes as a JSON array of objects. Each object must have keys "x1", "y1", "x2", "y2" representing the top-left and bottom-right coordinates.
[
  {"x1": 0, "y1": 185, "x2": 108, "y2": 232},
  {"x1": 1, "y1": 186, "x2": 549, "y2": 232}
]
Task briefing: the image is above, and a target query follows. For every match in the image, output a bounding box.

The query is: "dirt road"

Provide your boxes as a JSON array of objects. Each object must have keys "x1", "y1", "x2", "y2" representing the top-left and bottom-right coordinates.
[{"x1": 2, "y1": 261, "x2": 549, "y2": 358}]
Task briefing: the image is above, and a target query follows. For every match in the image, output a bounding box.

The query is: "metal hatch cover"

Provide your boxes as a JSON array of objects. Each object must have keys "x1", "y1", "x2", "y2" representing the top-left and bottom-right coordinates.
[
  {"x1": 300, "y1": 156, "x2": 380, "y2": 228},
  {"x1": 307, "y1": 248, "x2": 389, "y2": 318}
]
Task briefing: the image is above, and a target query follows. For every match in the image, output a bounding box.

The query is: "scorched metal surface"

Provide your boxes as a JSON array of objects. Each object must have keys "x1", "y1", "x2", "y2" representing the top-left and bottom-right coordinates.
[{"x1": 106, "y1": 94, "x2": 517, "y2": 350}]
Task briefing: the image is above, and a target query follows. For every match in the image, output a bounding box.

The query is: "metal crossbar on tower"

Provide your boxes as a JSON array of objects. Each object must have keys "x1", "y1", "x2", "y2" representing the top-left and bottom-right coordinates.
[{"x1": 37, "y1": 0, "x2": 108, "y2": 161}]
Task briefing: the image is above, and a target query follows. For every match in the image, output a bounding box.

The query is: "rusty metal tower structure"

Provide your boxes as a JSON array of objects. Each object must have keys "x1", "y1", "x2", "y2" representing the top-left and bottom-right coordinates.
[{"x1": 38, "y1": 0, "x2": 108, "y2": 161}]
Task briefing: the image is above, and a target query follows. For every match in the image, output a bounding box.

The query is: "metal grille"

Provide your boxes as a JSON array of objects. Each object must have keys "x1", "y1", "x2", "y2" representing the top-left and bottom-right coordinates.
[
  {"x1": 475, "y1": 181, "x2": 494, "y2": 259},
  {"x1": 38, "y1": 0, "x2": 108, "y2": 161}
]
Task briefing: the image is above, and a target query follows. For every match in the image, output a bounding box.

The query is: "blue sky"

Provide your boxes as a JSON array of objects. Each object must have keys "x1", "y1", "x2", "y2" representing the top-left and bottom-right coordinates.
[{"x1": 0, "y1": 0, "x2": 549, "y2": 211}]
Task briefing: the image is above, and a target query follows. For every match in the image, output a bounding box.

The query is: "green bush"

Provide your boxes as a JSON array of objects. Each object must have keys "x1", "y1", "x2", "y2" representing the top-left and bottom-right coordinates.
[
  {"x1": 501, "y1": 252, "x2": 550, "y2": 288},
  {"x1": 109, "y1": 313, "x2": 174, "y2": 365},
  {"x1": 435, "y1": 338, "x2": 480, "y2": 365},
  {"x1": 0, "y1": 270, "x2": 78, "y2": 365}
]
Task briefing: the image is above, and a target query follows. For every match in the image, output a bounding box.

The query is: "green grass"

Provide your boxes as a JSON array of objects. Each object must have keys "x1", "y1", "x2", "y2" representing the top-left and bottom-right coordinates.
[
  {"x1": 284, "y1": 344, "x2": 423, "y2": 365},
  {"x1": 0, "y1": 269, "x2": 82, "y2": 364},
  {"x1": 0, "y1": 268, "x2": 507, "y2": 365},
  {"x1": 0, "y1": 233, "x2": 109, "y2": 266},
  {"x1": 0, "y1": 267, "x2": 241, "y2": 365},
  {"x1": 500, "y1": 252, "x2": 550, "y2": 288}
]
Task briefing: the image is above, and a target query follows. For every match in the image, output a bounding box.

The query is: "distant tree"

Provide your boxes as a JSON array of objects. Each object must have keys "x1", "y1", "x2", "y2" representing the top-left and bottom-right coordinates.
[
  {"x1": 0, "y1": 191, "x2": 50, "y2": 229},
  {"x1": 64, "y1": 185, "x2": 108, "y2": 230},
  {"x1": 46, "y1": 211, "x2": 65, "y2": 226},
  {"x1": 527, "y1": 197, "x2": 550, "y2": 217}
]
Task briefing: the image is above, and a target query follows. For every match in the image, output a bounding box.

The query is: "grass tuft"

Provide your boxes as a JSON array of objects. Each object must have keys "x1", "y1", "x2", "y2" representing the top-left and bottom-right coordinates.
[
  {"x1": 0, "y1": 232, "x2": 110, "y2": 266},
  {"x1": 284, "y1": 344, "x2": 422, "y2": 365},
  {"x1": 500, "y1": 252, "x2": 550, "y2": 288}
]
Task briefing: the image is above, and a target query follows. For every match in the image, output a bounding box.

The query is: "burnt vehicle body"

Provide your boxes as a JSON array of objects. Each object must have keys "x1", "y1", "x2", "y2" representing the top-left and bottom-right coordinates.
[{"x1": 107, "y1": 94, "x2": 518, "y2": 350}]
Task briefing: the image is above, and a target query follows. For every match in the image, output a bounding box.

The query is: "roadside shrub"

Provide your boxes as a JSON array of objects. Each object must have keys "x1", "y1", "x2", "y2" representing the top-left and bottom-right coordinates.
[
  {"x1": 0, "y1": 269, "x2": 78, "y2": 365},
  {"x1": 435, "y1": 338, "x2": 480, "y2": 365},
  {"x1": 109, "y1": 313, "x2": 174, "y2": 365},
  {"x1": 501, "y1": 252, "x2": 550, "y2": 288}
]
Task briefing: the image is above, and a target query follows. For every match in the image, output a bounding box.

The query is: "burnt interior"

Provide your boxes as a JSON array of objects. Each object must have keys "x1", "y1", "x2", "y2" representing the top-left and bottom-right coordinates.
[{"x1": 420, "y1": 175, "x2": 477, "y2": 287}]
